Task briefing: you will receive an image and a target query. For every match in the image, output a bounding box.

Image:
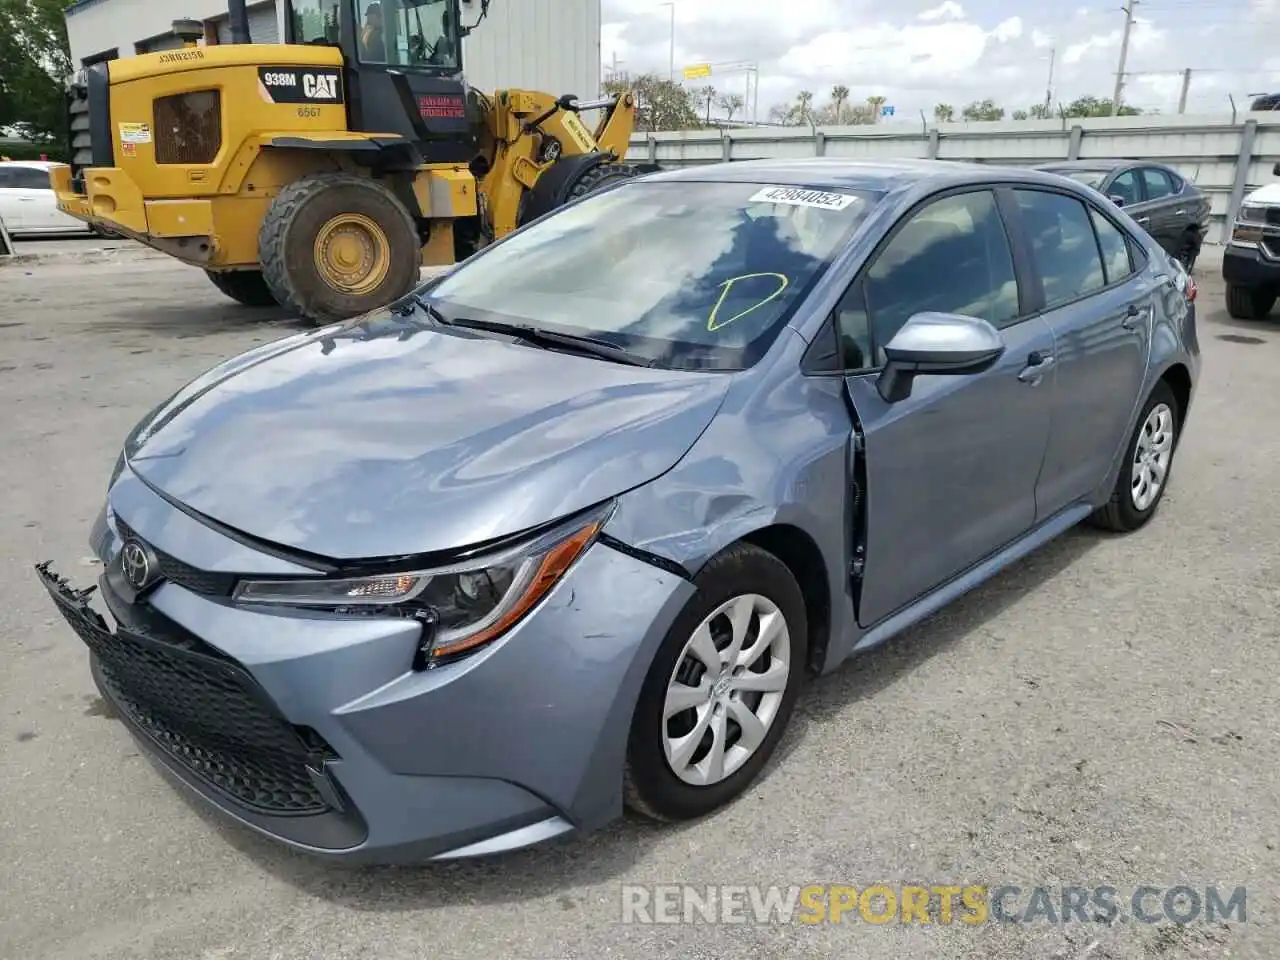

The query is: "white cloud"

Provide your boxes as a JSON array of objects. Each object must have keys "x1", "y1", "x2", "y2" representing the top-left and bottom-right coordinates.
[
  {"x1": 918, "y1": 1, "x2": 965, "y2": 22},
  {"x1": 1031, "y1": 28, "x2": 1053, "y2": 48},
  {"x1": 779, "y1": 21, "x2": 990, "y2": 82},
  {"x1": 991, "y1": 17, "x2": 1023, "y2": 43}
]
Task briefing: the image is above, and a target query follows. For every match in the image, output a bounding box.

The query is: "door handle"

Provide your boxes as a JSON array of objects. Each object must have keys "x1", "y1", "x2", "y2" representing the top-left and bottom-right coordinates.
[
  {"x1": 1017, "y1": 352, "x2": 1055, "y2": 384},
  {"x1": 1121, "y1": 303, "x2": 1147, "y2": 330},
  {"x1": 1135, "y1": 216, "x2": 1150, "y2": 224}
]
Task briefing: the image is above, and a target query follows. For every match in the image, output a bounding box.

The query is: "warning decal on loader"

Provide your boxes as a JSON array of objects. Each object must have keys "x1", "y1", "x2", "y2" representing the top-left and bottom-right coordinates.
[
  {"x1": 257, "y1": 66, "x2": 344, "y2": 104},
  {"x1": 118, "y1": 122, "x2": 152, "y2": 144}
]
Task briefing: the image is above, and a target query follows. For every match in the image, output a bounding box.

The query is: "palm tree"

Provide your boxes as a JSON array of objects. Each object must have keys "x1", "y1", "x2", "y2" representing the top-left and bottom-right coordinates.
[
  {"x1": 697, "y1": 85, "x2": 717, "y2": 124},
  {"x1": 934, "y1": 103, "x2": 954, "y2": 122},
  {"x1": 866, "y1": 95, "x2": 886, "y2": 124},
  {"x1": 719, "y1": 92, "x2": 745, "y2": 122},
  {"x1": 796, "y1": 90, "x2": 814, "y2": 124},
  {"x1": 830, "y1": 84, "x2": 849, "y2": 124}
]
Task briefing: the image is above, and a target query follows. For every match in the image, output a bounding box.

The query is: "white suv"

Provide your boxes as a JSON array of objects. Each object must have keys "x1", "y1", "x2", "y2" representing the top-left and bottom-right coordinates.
[{"x1": 0, "y1": 160, "x2": 92, "y2": 237}]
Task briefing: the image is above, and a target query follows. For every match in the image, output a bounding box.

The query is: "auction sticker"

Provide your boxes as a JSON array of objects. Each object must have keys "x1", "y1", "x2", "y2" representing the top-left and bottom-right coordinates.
[
  {"x1": 749, "y1": 186, "x2": 859, "y2": 210},
  {"x1": 118, "y1": 122, "x2": 152, "y2": 144}
]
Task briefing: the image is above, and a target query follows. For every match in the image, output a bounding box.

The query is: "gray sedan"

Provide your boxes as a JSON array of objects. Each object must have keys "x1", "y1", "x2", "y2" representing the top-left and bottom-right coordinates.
[{"x1": 37, "y1": 158, "x2": 1200, "y2": 864}]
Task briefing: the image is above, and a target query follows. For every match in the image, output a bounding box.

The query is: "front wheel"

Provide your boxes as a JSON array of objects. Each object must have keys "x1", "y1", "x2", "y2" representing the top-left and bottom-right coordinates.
[
  {"x1": 623, "y1": 543, "x2": 806, "y2": 822},
  {"x1": 1087, "y1": 380, "x2": 1180, "y2": 532},
  {"x1": 1225, "y1": 283, "x2": 1276, "y2": 321}
]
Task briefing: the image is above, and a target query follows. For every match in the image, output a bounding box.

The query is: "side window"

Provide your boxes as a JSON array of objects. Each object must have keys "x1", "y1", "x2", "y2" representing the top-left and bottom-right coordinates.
[
  {"x1": 1014, "y1": 189, "x2": 1105, "y2": 310},
  {"x1": 1088, "y1": 207, "x2": 1134, "y2": 285},
  {"x1": 12, "y1": 168, "x2": 51, "y2": 190},
  {"x1": 1141, "y1": 167, "x2": 1174, "y2": 201},
  {"x1": 289, "y1": 0, "x2": 341, "y2": 44},
  {"x1": 839, "y1": 190, "x2": 1019, "y2": 368},
  {"x1": 1109, "y1": 169, "x2": 1141, "y2": 205},
  {"x1": 0, "y1": 168, "x2": 15, "y2": 188}
]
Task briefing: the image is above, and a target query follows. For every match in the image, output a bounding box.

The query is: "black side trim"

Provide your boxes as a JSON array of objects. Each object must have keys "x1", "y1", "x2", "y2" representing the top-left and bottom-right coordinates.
[
  {"x1": 598, "y1": 533, "x2": 693, "y2": 581},
  {"x1": 87, "y1": 62, "x2": 113, "y2": 168},
  {"x1": 268, "y1": 135, "x2": 422, "y2": 168}
]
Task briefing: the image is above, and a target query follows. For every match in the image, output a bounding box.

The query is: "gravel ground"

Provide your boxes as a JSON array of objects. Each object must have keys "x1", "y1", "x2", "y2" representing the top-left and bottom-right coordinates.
[{"x1": 0, "y1": 241, "x2": 1277, "y2": 960}]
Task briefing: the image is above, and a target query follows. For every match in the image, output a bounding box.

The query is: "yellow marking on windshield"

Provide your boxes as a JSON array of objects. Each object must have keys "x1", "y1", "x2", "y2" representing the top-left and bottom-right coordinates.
[{"x1": 707, "y1": 273, "x2": 790, "y2": 332}]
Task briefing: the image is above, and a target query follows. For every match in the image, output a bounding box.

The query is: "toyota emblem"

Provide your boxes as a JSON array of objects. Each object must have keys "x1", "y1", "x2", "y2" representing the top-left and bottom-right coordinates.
[{"x1": 120, "y1": 539, "x2": 152, "y2": 590}]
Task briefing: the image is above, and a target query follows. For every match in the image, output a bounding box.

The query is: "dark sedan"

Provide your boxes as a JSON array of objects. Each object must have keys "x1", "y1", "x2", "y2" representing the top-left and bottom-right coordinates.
[{"x1": 1035, "y1": 159, "x2": 1210, "y2": 271}]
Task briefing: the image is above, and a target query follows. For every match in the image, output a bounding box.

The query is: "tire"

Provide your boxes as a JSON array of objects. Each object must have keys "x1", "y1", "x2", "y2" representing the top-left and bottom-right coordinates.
[
  {"x1": 623, "y1": 542, "x2": 807, "y2": 822},
  {"x1": 259, "y1": 173, "x2": 420, "y2": 326},
  {"x1": 1087, "y1": 379, "x2": 1180, "y2": 533},
  {"x1": 206, "y1": 269, "x2": 278, "y2": 307},
  {"x1": 1225, "y1": 283, "x2": 1276, "y2": 321},
  {"x1": 1175, "y1": 232, "x2": 1199, "y2": 273},
  {"x1": 565, "y1": 161, "x2": 645, "y2": 202}
]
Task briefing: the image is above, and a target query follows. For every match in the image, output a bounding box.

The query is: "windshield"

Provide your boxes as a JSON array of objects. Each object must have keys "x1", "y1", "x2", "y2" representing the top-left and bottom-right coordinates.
[
  {"x1": 427, "y1": 180, "x2": 881, "y2": 370},
  {"x1": 354, "y1": 0, "x2": 460, "y2": 71}
]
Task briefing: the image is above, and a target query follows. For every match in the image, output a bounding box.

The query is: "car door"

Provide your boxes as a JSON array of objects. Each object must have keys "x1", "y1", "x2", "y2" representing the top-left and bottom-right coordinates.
[
  {"x1": 11, "y1": 166, "x2": 76, "y2": 233},
  {"x1": 1010, "y1": 187, "x2": 1155, "y2": 516},
  {"x1": 0, "y1": 167, "x2": 24, "y2": 231},
  {"x1": 1135, "y1": 166, "x2": 1181, "y2": 253},
  {"x1": 1104, "y1": 166, "x2": 1145, "y2": 223},
  {"x1": 835, "y1": 187, "x2": 1056, "y2": 627}
]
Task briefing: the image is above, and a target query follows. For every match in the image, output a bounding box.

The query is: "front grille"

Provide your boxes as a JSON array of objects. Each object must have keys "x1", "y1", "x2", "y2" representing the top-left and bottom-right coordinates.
[
  {"x1": 114, "y1": 518, "x2": 236, "y2": 596},
  {"x1": 55, "y1": 592, "x2": 333, "y2": 816},
  {"x1": 1266, "y1": 208, "x2": 1280, "y2": 228},
  {"x1": 154, "y1": 90, "x2": 222, "y2": 165}
]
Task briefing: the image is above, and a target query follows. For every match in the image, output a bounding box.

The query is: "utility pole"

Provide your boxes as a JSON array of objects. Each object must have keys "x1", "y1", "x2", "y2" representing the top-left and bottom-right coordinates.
[
  {"x1": 1044, "y1": 47, "x2": 1056, "y2": 115},
  {"x1": 1111, "y1": 0, "x2": 1138, "y2": 115},
  {"x1": 1177, "y1": 67, "x2": 1192, "y2": 114},
  {"x1": 660, "y1": 2, "x2": 675, "y2": 82}
]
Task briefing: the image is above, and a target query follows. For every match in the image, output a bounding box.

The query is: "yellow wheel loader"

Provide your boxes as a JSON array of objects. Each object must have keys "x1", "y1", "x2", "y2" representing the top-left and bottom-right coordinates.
[{"x1": 52, "y1": 0, "x2": 650, "y2": 324}]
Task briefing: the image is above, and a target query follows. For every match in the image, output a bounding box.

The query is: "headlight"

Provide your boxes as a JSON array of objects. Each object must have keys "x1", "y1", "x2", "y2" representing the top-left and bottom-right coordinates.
[
  {"x1": 233, "y1": 502, "x2": 614, "y2": 662},
  {"x1": 1239, "y1": 204, "x2": 1266, "y2": 224}
]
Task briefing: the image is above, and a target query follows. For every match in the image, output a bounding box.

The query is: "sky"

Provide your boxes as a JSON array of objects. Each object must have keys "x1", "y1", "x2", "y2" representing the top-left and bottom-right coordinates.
[{"x1": 599, "y1": 0, "x2": 1280, "y2": 121}]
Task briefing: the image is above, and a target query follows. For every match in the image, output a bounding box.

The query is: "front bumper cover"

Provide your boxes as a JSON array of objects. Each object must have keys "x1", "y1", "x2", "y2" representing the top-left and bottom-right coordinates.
[
  {"x1": 1222, "y1": 243, "x2": 1280, "y2": 289},
  {"x1": 37, "y1": 482, "x2": 694, "y2": 863}
]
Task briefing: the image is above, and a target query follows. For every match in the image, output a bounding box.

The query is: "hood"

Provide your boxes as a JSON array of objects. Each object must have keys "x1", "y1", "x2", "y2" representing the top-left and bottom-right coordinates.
[
  {"x1": 1244, "y1": 183, "x2": 1280, "y2": 206},
  {"x1": 125, "y1": 314, "x2": 729, "y2": 560}
]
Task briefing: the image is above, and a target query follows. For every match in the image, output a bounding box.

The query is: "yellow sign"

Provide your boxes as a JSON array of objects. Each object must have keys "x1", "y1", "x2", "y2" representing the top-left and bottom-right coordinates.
[
  {"x1": 559, "y1": 111, "x2": 596, "y2": 153},
  {"x1": 682, "y1": 63, "x2": 712, "y2": 80}
]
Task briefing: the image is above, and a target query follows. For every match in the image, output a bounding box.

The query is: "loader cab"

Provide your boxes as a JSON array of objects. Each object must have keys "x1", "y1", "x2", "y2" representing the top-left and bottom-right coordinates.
[{"x1": 285, "y1": 0, "x2": 477, "y2": 162}]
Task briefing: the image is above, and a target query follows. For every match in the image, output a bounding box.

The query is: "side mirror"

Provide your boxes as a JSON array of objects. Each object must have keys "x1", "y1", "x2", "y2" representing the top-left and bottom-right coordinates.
[
  {"x1": 876, "y1": 312, "x2": 1005, "y2": 403},
  {"x1": 1108, "y1": 194, "x2": 1127, "y2": 207}
]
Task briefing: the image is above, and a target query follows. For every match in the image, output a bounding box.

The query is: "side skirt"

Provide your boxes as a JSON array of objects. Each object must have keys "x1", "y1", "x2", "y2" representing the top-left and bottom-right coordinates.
[{"x1": 847, "y1": 501, "x2": 1095, "y2": 658}]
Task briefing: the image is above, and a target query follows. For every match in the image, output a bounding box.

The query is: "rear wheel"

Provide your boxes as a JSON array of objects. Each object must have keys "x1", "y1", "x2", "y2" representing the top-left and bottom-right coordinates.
[
  {"x1": 1175, "y1": 231, "x2": 1199, "y2": 272},
  {"x1": 1087, "y1": 379, "x2": 1180, "y2": 533},
  {"x1": 1225, "y1": 283, "x2": 1276, "y2": 321},
  {"x1": 206, "y1": 269, "x2": 277, "y2": 307},
  {"x1": 259, "y1": 173, "x2": 421, "y2": 326}
]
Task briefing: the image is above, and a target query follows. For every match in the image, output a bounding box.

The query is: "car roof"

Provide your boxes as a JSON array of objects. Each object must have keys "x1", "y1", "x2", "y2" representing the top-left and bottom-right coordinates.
[
  {"x1": 1034, "y1": 159, "x2": 1152, "y2": 173},
  {"x1": 640, "y1": 157, "x2": 1095, "y2": 195}
]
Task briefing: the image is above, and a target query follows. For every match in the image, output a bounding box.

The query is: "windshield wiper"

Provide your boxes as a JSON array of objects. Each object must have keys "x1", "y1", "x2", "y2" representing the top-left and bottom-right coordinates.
[{"x1": 412, "y1": 296, "x2": 653, "y2": 367}]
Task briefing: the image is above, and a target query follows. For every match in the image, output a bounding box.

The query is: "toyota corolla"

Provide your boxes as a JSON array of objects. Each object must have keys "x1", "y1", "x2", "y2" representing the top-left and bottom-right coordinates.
[{"x1": 38, "y1": 158, "x2": 1199, "y2": 863}]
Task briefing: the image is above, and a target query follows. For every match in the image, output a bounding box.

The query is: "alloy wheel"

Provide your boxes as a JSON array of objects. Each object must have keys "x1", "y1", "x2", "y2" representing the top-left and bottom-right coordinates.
[
  {"x1": 1131, "y1": 401, "x2": 1174, "y2": 511},
  {"x1": 662, "y1": 593, "x2": 792, "y2": 787}
]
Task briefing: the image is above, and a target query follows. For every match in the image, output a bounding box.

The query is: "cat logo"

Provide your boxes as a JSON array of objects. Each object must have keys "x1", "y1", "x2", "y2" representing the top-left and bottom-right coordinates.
[{"x1": 303, "y1": 73, "x2": 339, "y2": 100}]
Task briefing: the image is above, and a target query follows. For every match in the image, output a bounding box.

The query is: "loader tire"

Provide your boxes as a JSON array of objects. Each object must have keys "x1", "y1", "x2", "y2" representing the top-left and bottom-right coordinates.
[
  {"x1": 206, "y1": 269, "x2": 278, "y2": 307},
  {"x1": 259, "y1": 173, "x2": 420, "y2": 326},
  {"x1": 565, "y1": 162, "x2": 645, "y2": 202}
]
